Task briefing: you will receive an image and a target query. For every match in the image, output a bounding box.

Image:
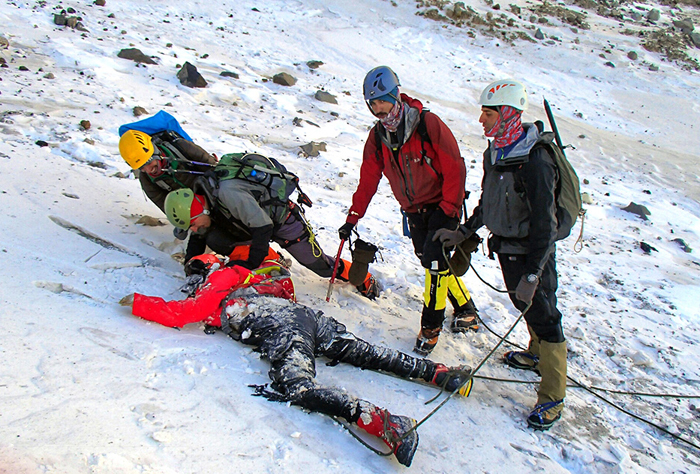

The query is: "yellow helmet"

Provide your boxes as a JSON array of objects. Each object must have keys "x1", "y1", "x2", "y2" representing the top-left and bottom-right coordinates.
[{"x1": 119, "y1": 130, "x2": 155, "y2": 169}]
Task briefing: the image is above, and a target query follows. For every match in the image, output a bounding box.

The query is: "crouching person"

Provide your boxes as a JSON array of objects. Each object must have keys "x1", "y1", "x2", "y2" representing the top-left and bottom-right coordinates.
[{"x1": 131, "y1": 260, "x2": 473, "y2": 467}]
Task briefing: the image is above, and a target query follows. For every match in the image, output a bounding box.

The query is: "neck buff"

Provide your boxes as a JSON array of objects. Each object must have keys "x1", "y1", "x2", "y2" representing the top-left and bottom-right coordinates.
[
  {"x1": 380, "y1": 101, "x2": 406, "y2": 133},
  {"x1": 485, "y1": 105, "x2": 524, "y2": 148}
]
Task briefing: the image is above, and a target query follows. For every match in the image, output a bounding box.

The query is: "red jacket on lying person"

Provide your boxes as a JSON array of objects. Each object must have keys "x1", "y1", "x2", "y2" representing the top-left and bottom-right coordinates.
[{"x1": 132, "y1": 263, "x2": 295, "y2": 329}]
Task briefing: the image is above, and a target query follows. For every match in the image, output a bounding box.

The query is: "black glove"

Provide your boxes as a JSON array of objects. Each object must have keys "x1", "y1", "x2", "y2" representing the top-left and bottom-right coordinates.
[
  {"x1": 515, "y1": 274, "x2": 539, "y2": 304},
  {"x1": 338, "y1": 222, "x2": 355, "y2": 240},
  {"x1": 179, "y1": 274, "x2": 204, "y2": 297},
  {"x1": 184, "y1": 258, "x2": 208, "y2": 276},
  {"x1": 173, "y1": 227, "x2": 189, "y2": 241}
]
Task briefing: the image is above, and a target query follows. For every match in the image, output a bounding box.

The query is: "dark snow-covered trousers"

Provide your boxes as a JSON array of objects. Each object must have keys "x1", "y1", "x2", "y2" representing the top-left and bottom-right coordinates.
[
  {"x1": 498, "y1": 251, "x2": 565, "y2": 343},
  {"x1": 248, "y1": 305, "x2": 437, "y2": 423}
]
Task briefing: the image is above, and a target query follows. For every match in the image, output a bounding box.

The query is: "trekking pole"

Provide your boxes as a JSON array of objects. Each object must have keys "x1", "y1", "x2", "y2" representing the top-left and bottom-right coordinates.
[{"x1": 325, "y1": 240, "x2": 345, "y2": 302}]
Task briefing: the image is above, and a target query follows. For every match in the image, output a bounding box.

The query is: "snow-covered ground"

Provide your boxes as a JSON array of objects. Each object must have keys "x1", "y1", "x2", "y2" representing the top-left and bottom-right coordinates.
[{"x1": 1, "y1": 0, "x2": 699, "y2": 472}]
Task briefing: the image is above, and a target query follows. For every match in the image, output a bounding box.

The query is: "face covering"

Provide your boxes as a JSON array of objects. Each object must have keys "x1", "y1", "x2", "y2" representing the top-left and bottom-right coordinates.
[
  {"x1": 485, "y1": 105, "x2": 524, "y2": 148},
  {"x1": 380, "y1": 101, "x2": 406, "y2": 133}
]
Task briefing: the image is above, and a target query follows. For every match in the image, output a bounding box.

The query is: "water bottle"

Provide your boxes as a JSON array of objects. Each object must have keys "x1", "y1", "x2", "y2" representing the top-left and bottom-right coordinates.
[{"x1": 249, "y1": 169, "x2": 267, "y2": 183}]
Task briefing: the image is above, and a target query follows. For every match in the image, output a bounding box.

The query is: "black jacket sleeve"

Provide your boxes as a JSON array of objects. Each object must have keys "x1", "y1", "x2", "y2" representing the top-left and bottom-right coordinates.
[
  {"x1": 184, "y1": 233, "x2": 208, "y2": 264},
  {"x1": 246, "y1": 224, "x2": 274, "y2": 269}
]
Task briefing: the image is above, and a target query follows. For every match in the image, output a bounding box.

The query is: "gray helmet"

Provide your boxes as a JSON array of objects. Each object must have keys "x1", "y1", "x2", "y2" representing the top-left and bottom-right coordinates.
[{"x1": 363, "y1": 66, "x2": 400, "y2": 101}]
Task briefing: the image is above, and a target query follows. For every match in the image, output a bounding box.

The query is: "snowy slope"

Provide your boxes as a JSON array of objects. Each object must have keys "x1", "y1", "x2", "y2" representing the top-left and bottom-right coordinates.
[{"x1": 1, "y1": 0, "x2": 700, "y2": 473}]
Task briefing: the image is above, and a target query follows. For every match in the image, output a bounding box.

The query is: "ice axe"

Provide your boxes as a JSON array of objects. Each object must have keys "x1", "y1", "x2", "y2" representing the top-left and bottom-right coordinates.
[{"x1": 325, "y1": 239, "x2": 345, "y2": 302}]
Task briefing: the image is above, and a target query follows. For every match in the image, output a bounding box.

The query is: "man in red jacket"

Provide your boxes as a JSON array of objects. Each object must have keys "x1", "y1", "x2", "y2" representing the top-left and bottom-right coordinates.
[
  {"x1": 339, "y1": 66, "x2": 479, "y2": 355},
  {"x1": 131, "y1": 259, "x2": 473, "y2": 467}
]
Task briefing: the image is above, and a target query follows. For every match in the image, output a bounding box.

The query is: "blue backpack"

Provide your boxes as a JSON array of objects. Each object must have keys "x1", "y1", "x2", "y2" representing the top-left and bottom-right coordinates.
[{"x1": 118, "y1": 110, "x2": 193, "y2": 141}]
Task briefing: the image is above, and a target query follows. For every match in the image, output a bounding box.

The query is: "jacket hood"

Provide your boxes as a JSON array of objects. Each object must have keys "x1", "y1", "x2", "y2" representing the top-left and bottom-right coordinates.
[
  {"x1": 489, "y1": 123, "x2": 553, "y2": 166},
  {"x1": 400, "y1": 93, "x2": 424, "y2": 113},
  {"x1": 375, "y1": 94, "x2": 424, "y2": 149}
]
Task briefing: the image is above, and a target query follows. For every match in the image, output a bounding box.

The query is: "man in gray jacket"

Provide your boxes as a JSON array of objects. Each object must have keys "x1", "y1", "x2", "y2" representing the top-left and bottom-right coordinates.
[
  {"x1": 163, "y1": 171, "x2": 379, "y2": 299},
  {"x1": 435, "y1": 80, "x2": 567, "y2": 430}
]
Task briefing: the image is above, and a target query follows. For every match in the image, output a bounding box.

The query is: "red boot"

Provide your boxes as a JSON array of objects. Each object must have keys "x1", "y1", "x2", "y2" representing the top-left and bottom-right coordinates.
[
  {"x1": 356, "y1": 405, "x2": 419, "y2": 467},
  {"x1": 431, "y1": 364, "x2": 474, "y2": 396}
]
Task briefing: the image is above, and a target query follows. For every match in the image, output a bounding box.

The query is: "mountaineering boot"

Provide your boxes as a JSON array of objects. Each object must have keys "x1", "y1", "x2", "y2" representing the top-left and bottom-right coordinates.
[
  {"x1": 356, "y1": 405, "x2": 419, "y2": 467},
  {"x1": 504, "y1": 325, "x2": 541, "y2": 372},
  {"x1": 336, "y1": 257, "x2": 380, "y2": 300},
  {"x1": 527, "y1": 340, "x2": 567, "y2": 430},
  {"x1": 414, "y1": 327, "x2": 441, "y2": 356},
  {"x1": 431, "y1": 364, "x2": 473, "y2": 396},
  {"x1": 528, "y1": 400, "x2": 563, "y2": 430},
  {"x1": 503, "y1": 350, "x2": 539, "y2": 372},
  {"x1": 356, "y1": 274, "x2": 380, "y2": 300},
  {"x1": 451, "y1": 299, "x2": 479, "y2": 333},
  {"x1": 348, "y1": 239, "x2": 379, "y2": 286}
]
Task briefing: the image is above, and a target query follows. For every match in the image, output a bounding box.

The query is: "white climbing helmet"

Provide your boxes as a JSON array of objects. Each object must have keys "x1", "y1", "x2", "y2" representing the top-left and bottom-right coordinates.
[{"x1": 479, "y1": 79, "x2": 528, "y2": 111}]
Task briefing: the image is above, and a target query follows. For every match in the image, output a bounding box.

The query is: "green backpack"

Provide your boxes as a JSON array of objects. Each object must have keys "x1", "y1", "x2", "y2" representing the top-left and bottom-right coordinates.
[
  {"x1": 213, "y1": 152, "x2": 301, "y2": 214},
  {"x1": 535, "y1": 132, "x2": 583, "y2": 241}
]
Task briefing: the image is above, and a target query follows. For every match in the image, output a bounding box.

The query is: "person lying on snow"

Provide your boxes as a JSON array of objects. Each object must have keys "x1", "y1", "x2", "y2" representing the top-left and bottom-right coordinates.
[{"x1": 131, "y1": 256, "x2": 474, "y2": 467}]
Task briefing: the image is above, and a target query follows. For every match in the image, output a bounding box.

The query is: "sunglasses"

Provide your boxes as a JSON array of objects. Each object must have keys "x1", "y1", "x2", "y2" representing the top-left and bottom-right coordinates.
[{"x1": 190, "y1": 209, "x2": 210, "y2": 222}]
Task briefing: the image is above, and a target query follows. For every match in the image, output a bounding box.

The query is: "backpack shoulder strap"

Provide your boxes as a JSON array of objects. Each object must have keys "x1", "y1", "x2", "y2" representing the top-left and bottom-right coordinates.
[
  {"x1": 416, "y1": 109, "x2": 432, "y2": 145},
  {"x1": 373, "y1": 122, "x2": 384, "y2": 162},
  {"x1": 152, "y1": 131, "x2": 190, "y2": 163},
  {"x1": 416, "y1": 109, "x2": 438, "y2": 175}
]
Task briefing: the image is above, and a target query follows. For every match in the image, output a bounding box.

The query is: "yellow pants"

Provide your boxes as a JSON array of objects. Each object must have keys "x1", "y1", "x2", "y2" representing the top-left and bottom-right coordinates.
[{"x1": 422, "y1": 269, "x2": 472, "y2": 329}]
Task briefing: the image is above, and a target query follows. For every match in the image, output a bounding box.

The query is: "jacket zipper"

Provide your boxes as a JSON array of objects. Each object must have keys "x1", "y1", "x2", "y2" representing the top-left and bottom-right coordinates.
[
  {"x1": 387, "y1": 140, "x2": 414, "y2": 206},
  {"x1": 402, "y1": 149, "x2": 416, "y2": 203}
]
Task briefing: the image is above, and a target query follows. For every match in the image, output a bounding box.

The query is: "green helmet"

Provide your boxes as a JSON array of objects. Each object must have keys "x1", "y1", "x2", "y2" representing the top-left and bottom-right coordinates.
[{"x1": 164, "y1": 188, "x2": 195, "y2": 229}]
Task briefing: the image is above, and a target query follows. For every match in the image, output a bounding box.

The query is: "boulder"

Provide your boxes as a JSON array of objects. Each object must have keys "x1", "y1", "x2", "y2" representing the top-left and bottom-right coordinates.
[
  {"x1": 314, "y1": 90, "x2": 337, "y2": 104},
  {"x1": 177, "y1": 62, "x2": 207, "y2": 88},
  {"x1": 272, "y1": 72, "x2": 296, "y2": 86},
  {"x1": 117, "y1": 48, "x2": 157, "y2": 65},
  {"x1": 621, "y1": 202, "x2": 651, "y2": 220},
  {"x1": 673, "y1": 18, "x2": 694, "y2": 34},
  {"x1": 300, "y1": 141, "x2": 327, "y2": 157},
  {"x1": 671, "y1": 238, "x2": 692, "y2": 253},
  {"x1": 691, "y1": 32, "x2": 700, "y2": 49}
]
